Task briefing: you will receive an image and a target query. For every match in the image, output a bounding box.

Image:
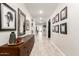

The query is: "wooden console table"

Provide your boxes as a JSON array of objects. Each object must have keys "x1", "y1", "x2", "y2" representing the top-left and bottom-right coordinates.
[{"x1": 0, "y1": 34, "x2": 35, "y2": 56}]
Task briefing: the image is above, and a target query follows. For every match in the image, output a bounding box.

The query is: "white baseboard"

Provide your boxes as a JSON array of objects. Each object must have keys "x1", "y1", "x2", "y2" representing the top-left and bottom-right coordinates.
[{"x1": 50, "y1": 41, "x2": 66, "y2": 56}]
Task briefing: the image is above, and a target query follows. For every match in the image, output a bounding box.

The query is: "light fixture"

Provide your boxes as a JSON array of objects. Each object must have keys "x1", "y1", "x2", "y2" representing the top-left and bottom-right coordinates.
[
  {"x1": 39, "y1": 10, "x2": 43, "y2": 14},
  {"x1": 40, "y1": 17, "x2": 42, "y2": 20}
]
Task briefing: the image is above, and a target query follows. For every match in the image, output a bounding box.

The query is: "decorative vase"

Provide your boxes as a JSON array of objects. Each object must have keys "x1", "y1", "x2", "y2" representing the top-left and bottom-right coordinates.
[{"x1": 9, "y1": 32, "x2": 16, "y2": 44}]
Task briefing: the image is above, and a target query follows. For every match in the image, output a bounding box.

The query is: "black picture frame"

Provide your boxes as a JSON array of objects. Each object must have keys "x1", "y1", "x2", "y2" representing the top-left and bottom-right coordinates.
[
  {"x1": 52, "y1": 17, "x2": 55, "y2": 24},
  {"x1": 60, "y1": 23, "x2": 67, "y2": 34},
  {"x1": 60, "y1": 6, "x2": 67, "y2": 21},
  {"x1": 31, "y1": 23, "x2": 33, "y2": 27},
  {"x1": 55, "y1": 25, "x2": 59, "y2": 33},
  {"x1": 55, "y1": 13, "x2": 59, "y2": 23},
  {"x1": 52, "y1": 26, "x2": 55, "y2": 32},
  {"x1": 0, "y1": 3, "x2": 16, "y2": 31},
  {"x1": 18, "y1": 8, "x2": 26, "y2": 36},
  {"x1": 26, "y1": 20, "x2": 30, "y2": 31},
  {"x1": 43, "y1": 25, "x2": 46, "y2": 28}
]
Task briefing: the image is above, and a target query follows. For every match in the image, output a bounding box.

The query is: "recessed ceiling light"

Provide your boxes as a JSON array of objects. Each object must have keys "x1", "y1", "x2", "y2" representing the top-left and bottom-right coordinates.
[{"x1": 39, "y1": 10, "x2": 43, "y2": 14}]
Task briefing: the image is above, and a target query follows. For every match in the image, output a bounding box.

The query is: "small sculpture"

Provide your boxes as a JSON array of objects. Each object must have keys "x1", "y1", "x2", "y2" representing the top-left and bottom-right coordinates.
[
  {"x1": 9, "y1": 32, "x2": 16, "y2": 44},
  {"x1": 16, "y1": 37, "x2": 22, "y2": 43}
]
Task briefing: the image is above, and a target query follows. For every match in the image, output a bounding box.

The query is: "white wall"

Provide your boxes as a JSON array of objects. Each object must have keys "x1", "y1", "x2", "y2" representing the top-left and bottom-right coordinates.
[
  {"x1": 0, "y1": 3, "x2": 32, "y2": 46},
  {"x1": 50, "y1": 3, "x2": 79, "y2": 56}
]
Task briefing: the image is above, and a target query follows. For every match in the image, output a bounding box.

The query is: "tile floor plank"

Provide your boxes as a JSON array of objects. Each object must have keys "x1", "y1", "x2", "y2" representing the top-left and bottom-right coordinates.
[{"x1": 30, "y1": 32, "x2": 60, "y2": 56}]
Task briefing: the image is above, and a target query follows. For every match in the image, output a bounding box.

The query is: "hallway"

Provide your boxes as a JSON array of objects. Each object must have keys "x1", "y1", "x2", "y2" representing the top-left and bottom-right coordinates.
[
  {"x1": 30, "y1": 32, "x2": 61, "y2": 56},
  {"x1": 0, "y1": 3, "x2": 79, "y2": 56}
]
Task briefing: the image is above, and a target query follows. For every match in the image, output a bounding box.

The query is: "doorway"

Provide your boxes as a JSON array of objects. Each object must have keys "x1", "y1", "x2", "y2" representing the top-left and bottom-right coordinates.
[{"x1": 48, "y1": 19, "x2": 51, "y2": 38}]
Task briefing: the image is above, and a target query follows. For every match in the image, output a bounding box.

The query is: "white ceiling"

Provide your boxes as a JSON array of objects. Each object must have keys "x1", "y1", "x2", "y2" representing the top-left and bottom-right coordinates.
[{"x1": 25, "y1": 3, "x2": 59, "y2": 25}]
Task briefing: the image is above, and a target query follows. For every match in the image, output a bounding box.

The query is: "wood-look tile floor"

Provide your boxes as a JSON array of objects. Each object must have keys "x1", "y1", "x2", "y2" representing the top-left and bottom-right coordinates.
[{"x1": 30, "y1": 32, "x2": 59, "y2": 56}]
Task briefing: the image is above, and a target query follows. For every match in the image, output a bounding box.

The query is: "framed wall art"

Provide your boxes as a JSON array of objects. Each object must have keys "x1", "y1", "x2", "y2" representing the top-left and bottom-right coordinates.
[
  {"x1": 55, "y1": 25, "x2": 59, "y2": 33},
  {"x1": 31, "y1": 23, "x2": 33, "y2": 27},
  {"x1": 54, "y1": 13, "x2": 59, "y2": 23},
  {"x1": 52, "y1": 26, "x2": 55, "y2": 32},
  {"x1": 43, "y1": 25, "x2": 46, "y2": 28},
  {"x1": 0, "y1": 3, "x2": 16, "y2": 31},
  {"x1": 52, "y1": 17, "x2": 55, "y2": 24},
  {"x1": 60, "y1": 23, "x2": 67, "y2": 34},
  {"x1": 18, "y1": 8, "x2": 26, "y2": 36},
  {"x1": 26, "y1": 20, "x2": 30, "y2": 31},
  {"x1": 60, "y1": 6, "x2": 67, "y2": 21}
]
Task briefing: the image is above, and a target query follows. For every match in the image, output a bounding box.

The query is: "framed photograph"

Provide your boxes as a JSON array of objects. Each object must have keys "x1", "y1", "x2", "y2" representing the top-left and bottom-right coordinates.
[
  {"x1": 26, "y1": 20, "x2": 30, "y2": 31},
  {"x1": 60, "y1": 6, "x2": 67, "y2": 21},
  {"x1": 18, "y1": 8, "x2": 26, "y2": 36},
  {"x1": 52, "y1": 17, "x2": 55, "y2": 24},
  {"x1": 55, "y1": 25, "x2": 59, "y2": 33},
  {"x1": 31, "y1": 23, "x2": 33, "y2": 27},
  {"x1": 60, "y1": 23, "x2": 67, "y2": 34},
  {"x1": 43, "y1": 25, "x2": 46, "y2": 28},
  {"x1": 52, "y1": 26, "x2": 55, "y2": 32},
  {"x1": 54, "y1": 13, "x2": 59, "y2": 23},
  {"x1": 0, "y1": 3, "x2": 16, "y2": 31}
]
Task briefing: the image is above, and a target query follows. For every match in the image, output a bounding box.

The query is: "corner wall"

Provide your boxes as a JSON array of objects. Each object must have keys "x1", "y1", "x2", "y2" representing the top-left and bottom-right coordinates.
[
  {"x1": 0, "y1": 3, "x2": 32, "y2": 46},
  {"x1": 50, "y1": 3, "x2": 79, "y2": 56}
]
